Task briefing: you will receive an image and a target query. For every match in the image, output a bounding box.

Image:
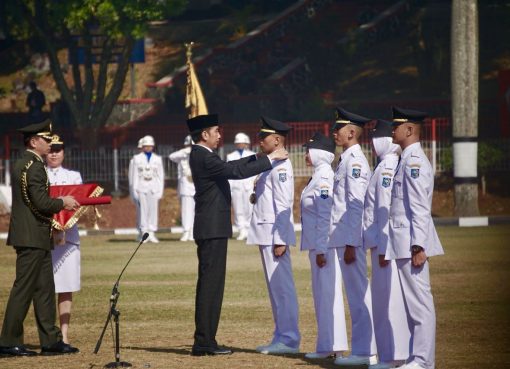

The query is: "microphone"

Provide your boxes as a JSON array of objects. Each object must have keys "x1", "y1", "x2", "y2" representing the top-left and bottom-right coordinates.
[{"x1": 141, "y1": 232, "x2": 149, "y2": 243}]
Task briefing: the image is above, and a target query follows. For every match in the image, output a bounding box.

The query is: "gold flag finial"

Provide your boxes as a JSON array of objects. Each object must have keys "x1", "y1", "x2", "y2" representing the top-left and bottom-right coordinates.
[{"x1": 184, "y1": 41, "x2": 208, "y2": 119}]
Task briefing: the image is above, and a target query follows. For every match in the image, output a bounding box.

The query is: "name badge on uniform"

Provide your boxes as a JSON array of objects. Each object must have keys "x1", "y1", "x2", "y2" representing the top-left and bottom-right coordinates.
[
  {"x1": 411, "y1": 168, "x2": 420, "y2": 178},
  {"x1": 320, "y1": 188, "x2": 329, "y2": 199},
  {"x1": 352, "y1": 168, "x2": 361, "y2": 178},
  {"x1": 382, "y1": 177, "x2": 391, "y2": 188},
  {"x1": 279, "y1": 172, "x2": 287, "y2": 182}
]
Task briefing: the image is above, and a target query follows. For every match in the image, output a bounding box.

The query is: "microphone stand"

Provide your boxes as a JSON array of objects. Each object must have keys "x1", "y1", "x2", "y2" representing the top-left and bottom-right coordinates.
[{"x1": 94, "y1": 232, "x2": 149, "y2": 368}]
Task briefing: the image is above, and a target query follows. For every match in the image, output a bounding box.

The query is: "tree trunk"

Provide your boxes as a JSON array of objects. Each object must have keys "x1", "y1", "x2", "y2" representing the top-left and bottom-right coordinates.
[{"x1": 451, "y1": 0, "x2": 479, "y2": 216}]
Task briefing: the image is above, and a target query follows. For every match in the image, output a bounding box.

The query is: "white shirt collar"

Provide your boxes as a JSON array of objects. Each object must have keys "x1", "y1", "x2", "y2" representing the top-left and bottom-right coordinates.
[
  {"x1": 340, "y1": 143, "x2": 361, "y2": 161},
  {"x1": 401, "y1": 142, "x2": 421, "y2": 160},
  {"x1": 195, "y1": 143, "x2": 213, "y2": 153}
]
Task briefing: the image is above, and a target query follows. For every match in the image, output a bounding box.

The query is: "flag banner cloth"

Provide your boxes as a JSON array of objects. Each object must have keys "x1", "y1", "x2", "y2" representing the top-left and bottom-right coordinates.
[{"x1": 49, "y1": 184, "x2": 111, "y2": 231}]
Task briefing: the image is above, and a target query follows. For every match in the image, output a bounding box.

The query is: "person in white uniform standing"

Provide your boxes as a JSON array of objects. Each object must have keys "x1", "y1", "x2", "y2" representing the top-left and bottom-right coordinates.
[
  {"x1": 128, "y1": 135, "x2": 164, "y2": 243},
  {"x1": 388, "y1": 107, "x2": 444, "y2": 369},
  {"x1": 46, "y1": 135, "x2": 82, "y2": 345},
  {"x1": 247, "y1": 116, "x2": 300, "y2": 355},
  {"x1": 227, "y1": 132, "x2": 255, "y2": 240},
  {"x1": 363, "y1": 120, "x2": 410, "y2": 369},
  {"x1": 129, "y1": 137, "x2": 144, "y2": 240},
  {"x1": 169, "y1": 135, "x2": 195, "y2": 242},
  {"x1": 329, "y1": 107, "x2": 377, "y2": 366},
  {"x1": 300, "y1": 132, "x2": 348, "y2": 359}
]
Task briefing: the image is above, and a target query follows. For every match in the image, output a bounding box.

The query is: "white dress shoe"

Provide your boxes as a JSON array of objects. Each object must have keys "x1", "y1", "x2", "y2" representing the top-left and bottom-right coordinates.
[
  {"x1": 236, "y1": 229, "x2": 248, "y2": 241},
  {"x1": 335, "y1": 354, "x2": 377, "y2": 366},
  {"x1": 370, "y1": 361, "x2": 405, "y2": 369},
  {"x1": 255, "y1": 343, "x2": 271, "y2": 352},
  {"x1": 397, "y1": 362, "x2": 425, "y2": 369},
  {"x1": 148, "y1": 232, "x2": 159, "y2": 243},
  {"x1": 305, "y1": 351, "x2": 337, "y2": 359},
  {"x1": 258, "y1": 342, "x2": 299, "y2": 355},
  {"x1": 180, "y1": 231, "x2": 189, "y2": 242}
]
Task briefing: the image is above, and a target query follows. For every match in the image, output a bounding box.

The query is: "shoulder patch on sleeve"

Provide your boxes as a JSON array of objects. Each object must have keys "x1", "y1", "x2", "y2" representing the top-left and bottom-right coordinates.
[
  {"x1": 320, "y1": 185, "x2": 329, "y2": 199},
  {"x1": 382, "y1": 176, "x2": 392, "y2": 187},
  {"x1": 279, "y1": 172, "x2": 287, "y2": 182},
  {"x1": 410, "y1": 167, "x2": 420, "y2": 178}
]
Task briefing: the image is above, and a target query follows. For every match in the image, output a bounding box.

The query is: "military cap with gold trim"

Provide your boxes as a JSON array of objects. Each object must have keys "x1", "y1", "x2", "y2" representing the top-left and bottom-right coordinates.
[
  {"x1": 49, "y1": 134, "x2": 64, "y2": 151},
  {"x1": 392, "y1": 106, "x2": 428, "y2": 125},
  {"x1": 258, "y1": 115, "x2": 292, "y2": 138},
  {"x1": 186, "y1": 114, "x2": 219, "y2": 132},
  {"x1": 334, "y1": 107, "x2": 371, "y2": 129},
  {"x1": 371, "y1": 119, "x2": 394, "y2": 138},
  {"x1": 18, "y1": 119, "x2": 53, "y2": 141},
  {"x1": 303, "y1": 131, "x2": 335, "y2": 153}
]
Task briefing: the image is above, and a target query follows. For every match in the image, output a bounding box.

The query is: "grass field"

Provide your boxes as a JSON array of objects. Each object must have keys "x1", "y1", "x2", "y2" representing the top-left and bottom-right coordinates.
[{"x1": 0, "y1": 225, "x2": 509, "y2": 369}]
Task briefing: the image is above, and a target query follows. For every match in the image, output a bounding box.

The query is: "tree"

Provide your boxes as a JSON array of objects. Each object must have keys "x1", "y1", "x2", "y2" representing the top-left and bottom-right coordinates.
[
  {"x1": 451, "y1": 0, "x2": 479, "y2": 216},
  {"x1": 4, "y1": 0, "x2": 186, "y2": 145}
]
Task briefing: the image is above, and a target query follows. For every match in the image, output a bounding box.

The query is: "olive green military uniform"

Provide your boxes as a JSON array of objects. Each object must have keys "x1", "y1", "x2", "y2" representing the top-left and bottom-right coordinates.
[{"x1": 0, "y1": 150, "x2": 64, "y2": 347}]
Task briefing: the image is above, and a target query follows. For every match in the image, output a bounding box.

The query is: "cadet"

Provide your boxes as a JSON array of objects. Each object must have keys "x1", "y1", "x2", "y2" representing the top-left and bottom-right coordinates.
[
  {"x1": 129, "y1": 137, "x2": 144, "y2": 238},
  {"x1": 363, "y1": 120, "x2": 410, "y2": 369},
  {"x1": 300, "y1": 132, "x2": 348, "y2": 359},
  {"x1": 0, "y1": 120, "x2": 80, "y2": 356},
  {"x1": 227, "y1": 132, "x2": 255, "y2": 240},
  {"x1": 128, "y1": 135, "x2": 164, "y2": 243},
  {"x1": 169, "y1": 135, "x2": 195, "y2": 242},
  {"x1": 247, "y1": 116, "x2": 300, "y2": 355},
  {"x1": 329, "y1": 107, "x2": 377, "y2": 366},
  {"x1": 388, "y1": 107, "x2": 444, "y2": 369},
  {"x1": 46, "y1": 135, "x2": 84, "y2": 346},
  {"x1": 187, "y1": 114, "x2": 288, "y2": 356}
]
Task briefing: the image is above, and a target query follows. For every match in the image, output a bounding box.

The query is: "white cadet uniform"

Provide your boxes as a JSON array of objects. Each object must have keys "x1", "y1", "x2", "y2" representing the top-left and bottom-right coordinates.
[
  {"x1": 363, "y1": 143, "x2": 411, "y2": 363},
  {"x1": 169, "y1": 147, "x2": 195, "y2": 235},
  {"x1": 329, "y1": 143, "x2": 377, "y2": 356},
  {"x1": 387, "y1": 142, "x2": 443, "y2": 369},
  {"x1": 247, "y1": 158, "x2": 300, "y2": 349},
  {"x1": 227, "y1": 148, "x2": 256, "y2": 234},
  {"x1": 128, "y1": 155, "x2": 141, "y2": 233},
  {"x1": 47, "y1": 166, "x2": 82, "y2": 293},
  {"x1": 129, "y1": 151, "x2": 164, "y2": 235},
  {"x1": 300, "y1": 148, "x2": 348, "y2": 353}
]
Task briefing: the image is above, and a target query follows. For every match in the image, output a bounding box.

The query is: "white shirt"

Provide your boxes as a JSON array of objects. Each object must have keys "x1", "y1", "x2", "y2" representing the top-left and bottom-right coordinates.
[
  {"x1": 227, "y1": 148, "x2": 256, "y2": 192},
  {"x1": 128, "y1": 152, "x2": 164, "y2": 199},
  {"x1": 169, "y1": 146, "x2": 195, "y2": 197}
]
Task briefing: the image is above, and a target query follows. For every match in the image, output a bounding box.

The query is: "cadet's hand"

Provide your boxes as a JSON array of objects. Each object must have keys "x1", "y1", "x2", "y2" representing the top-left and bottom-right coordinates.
[
  {"x1": 412, "y1": 248, "x2": 427, "y2": 267},
  {"x1": 268, "y1": 148, "x2": 289, "y2": 161},
  {"x1": 61, "y1": 196, "x2": 80, "y2": 211},
  {"x1": 344, "y1": 245, "x2": 356, "y2": 264},
  {"x1": 379, "y1": 254, "x2": 389, "y2": 268},
  {"x1": 273, "y1": 245, "x2": 287, "y2": 257},
  {"x1": 316, "y1": 253, "x2": 327, "y2": 268}
]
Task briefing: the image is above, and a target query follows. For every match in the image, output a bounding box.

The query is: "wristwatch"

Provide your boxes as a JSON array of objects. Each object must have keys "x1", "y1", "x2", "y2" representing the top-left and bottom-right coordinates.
[{"x1": 411, "y1": 245, "x2": 423, "y2": 254}]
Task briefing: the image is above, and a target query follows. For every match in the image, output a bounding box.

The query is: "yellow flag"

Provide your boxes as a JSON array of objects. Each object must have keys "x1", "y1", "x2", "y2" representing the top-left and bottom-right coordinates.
[{"x1": 185, "y1": 43, "x2": 208, "y2": 118}]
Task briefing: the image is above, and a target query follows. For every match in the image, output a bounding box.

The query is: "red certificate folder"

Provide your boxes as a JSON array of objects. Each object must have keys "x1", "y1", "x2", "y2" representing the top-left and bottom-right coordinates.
[{"x1": 49, "y1": 184, "x2": 111, "y2": 230}]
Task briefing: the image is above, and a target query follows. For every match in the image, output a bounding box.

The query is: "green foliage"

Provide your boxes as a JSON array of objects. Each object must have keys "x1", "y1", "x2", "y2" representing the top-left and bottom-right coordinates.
[{"x1": 439, "y1": 142, "x2": 506, "y2": 174}]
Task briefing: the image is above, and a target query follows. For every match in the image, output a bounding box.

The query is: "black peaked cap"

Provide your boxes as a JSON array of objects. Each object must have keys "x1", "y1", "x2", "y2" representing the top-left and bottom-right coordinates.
[
  {"x1": 259, "y1": 115, "x2": 292, "y2": 136},
  {"x1": 334, "y1": 107, "x2": 371, "y2": 128},
  {"x1": 372, "y1": 119, "x2": 394, "y2": 138},
  {"x1": 18, "y1": 119, "x2": 53, "y2": 140},
  {"x1": 303, "y1": 131, "x2": 336, "y2": 153},
  {"x1": 392, "y1": 106, "x2": 428, "y2": 124}
]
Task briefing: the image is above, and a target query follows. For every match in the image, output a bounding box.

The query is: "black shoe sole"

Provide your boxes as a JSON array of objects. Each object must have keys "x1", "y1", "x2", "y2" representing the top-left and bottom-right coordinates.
[{"x1": 40, "y1": 350, "x2": 79, "y2": 356}]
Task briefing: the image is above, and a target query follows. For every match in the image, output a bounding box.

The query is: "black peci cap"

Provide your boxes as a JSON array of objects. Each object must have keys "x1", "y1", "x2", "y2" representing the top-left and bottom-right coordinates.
[
  {"x1": 303, "y1": 131, "x2": 336, "y2": 153},
  {"x1": 371, "y1": 119, "x2": 394, "y2": 138},
  {"x1": 334, "y1": 107, "x2": 371, "y2": 129},
  {"x1": 392, "y1": 106, "x2": 428, "y2": 125},
  {"x1": 258, "y1": 115, "x2": 292, "y2": 137},
  {"x1": 186, "y1": 114, "x2": 219, "y2": 132}
]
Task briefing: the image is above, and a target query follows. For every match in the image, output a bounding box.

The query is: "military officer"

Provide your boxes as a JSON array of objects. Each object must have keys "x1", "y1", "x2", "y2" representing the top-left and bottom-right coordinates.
[
  {"x1": 128, "y1": 135, "x2": 164, "y2": 243},
  {"x1": 187, "y1": 114, "x2": 288, "y2": 356},
  {"x1": 388, "y1": 107, "x2": 444, "y2": 369},
  {"x1": 227, "y1": 132, "x2": 255, "y2": 241},
  {"x1": 46, "y1": 135, "x2": 84, "y2": 346},
  {"x1": 247, "y1": 116, "x2": 300, "y2": 355},
  {"x1": 169, "y1": 135, "x2": 195, "y2": 242},
  {"x1": 363, "y1": 120, "x2": 410, "y2": 369},
  {"x1": 329, "y1": 107, "x2": 377, "y2": 366},
  {"x1": 0, "y1": 120, "x2": 80, "y2": 356},
  {"x1": 300, "y1": 132, "x2": 348, "y2": 359},
  {"x1": 129, "y1": 137, "x2": 144, "y2": 238}
]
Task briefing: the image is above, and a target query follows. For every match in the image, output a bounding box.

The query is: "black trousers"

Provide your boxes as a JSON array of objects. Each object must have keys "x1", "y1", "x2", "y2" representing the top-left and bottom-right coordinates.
[
  {"x1": 193, "y1": 238, "x2": 228, "y2": 348},
  {"x1": 0, "y1": 247, "x2": 61, "y2": 347}
]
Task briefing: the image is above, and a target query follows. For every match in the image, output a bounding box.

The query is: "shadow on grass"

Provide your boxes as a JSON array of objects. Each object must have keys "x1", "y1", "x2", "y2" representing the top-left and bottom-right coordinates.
[
  {"x1": 105, "y1": 238, "x2": 182, "y2": 243},
  {"x1": 125, "y1": 345, "x2": 297, "y2": 356}
]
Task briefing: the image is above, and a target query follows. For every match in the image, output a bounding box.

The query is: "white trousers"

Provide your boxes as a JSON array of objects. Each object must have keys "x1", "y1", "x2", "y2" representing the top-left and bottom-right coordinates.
[
  {"x1": 180, "y1": 195, "x2": 195, "y2": 232},
  {"x1": 259, "y1": 245, "x2": 300, "y2": 348},
  {"x1": 308, "y1": 248, "x2": 348, "y2": 353},
  {"x1": 232, "y1": 188, "x2": 253, "y2": 232},
  {"x1": 134, "y1": 200, "x2": 141, "y2": 231},
  {"x1": 370, "y1": 250, "x2": 411, "y2": 362},
  {"x1": 138, "y1": 192, "x2": 159, "y2": 233},
  {"x1": 337, "y1": 246, "x2": 377, "y2": 356},
  {"x1": 396, "y1": 259, "x2": 436, "y2": 369}
]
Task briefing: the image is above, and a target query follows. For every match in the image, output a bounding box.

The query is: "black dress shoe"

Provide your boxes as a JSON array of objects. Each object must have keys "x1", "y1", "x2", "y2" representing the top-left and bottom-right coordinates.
[
  {"x1": 40, "y1": 340, "x2": 79, "y2": 356},
  {"x1": 0, "y1": 345, "x2": 38, "y2": 356},
  {"x1": 191, "y1": 345, "x2": 233, "y2": 356}
]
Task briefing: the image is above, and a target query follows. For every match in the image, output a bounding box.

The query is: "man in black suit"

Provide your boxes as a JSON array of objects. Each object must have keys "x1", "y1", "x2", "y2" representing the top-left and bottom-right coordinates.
[{"x1": 187, "y1": 114, "x2": 288, "y2": 356}]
